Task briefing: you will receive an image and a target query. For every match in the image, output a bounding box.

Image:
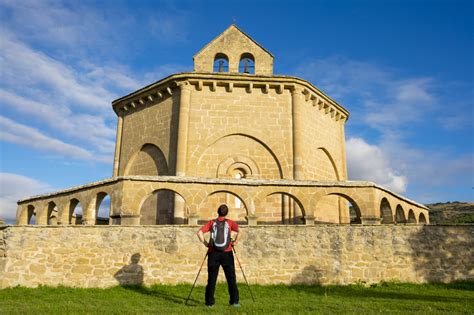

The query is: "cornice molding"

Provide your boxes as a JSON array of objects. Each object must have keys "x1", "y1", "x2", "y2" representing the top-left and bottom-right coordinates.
[{"x1": 112, "y1": 72, "x2": 350, "y2": 122}]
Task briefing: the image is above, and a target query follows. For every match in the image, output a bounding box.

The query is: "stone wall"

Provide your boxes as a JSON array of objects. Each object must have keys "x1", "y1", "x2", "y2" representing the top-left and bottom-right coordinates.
[{"x1": 1, "y1": 225, "x2": 472, "y2": 288}]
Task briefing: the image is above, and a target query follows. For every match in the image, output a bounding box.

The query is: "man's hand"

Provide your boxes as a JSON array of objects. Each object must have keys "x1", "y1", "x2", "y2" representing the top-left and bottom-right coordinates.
[
  {"x1": 231, "y1": 239, "x2": 238, "y2": 247},
  {"x1": 197, "y1": 230, "x2": 209, "y2": 248}
]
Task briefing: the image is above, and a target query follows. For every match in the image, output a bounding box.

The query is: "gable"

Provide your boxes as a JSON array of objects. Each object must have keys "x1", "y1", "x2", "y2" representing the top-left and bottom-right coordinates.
[{"x1": 193, "y1": 25, "x2": 274, "y2": 75}]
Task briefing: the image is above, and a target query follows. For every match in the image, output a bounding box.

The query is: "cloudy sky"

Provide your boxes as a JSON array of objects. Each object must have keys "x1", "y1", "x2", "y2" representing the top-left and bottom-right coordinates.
[{"x1": 0, "y1": 0, "x2": 472, "y2": 222}]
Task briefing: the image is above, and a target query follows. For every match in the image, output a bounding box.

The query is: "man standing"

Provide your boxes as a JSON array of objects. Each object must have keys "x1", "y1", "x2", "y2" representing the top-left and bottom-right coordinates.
[{"x1": 197, "y1": 204, "x2": 241, "y2": 307}]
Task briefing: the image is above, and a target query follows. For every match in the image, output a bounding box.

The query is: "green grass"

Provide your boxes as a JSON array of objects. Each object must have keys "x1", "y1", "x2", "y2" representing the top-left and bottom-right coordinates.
[{"x1": 1, "y1": 282, "x2": 473, "y2": 314}]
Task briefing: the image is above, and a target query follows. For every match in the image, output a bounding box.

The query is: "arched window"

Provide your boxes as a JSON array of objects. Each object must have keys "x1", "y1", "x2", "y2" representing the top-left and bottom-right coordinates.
[
  {"x1": 213, "y1": 53, "x2": 229, "y2": 72},
  {"x1": 239, "y1": 53, "x2": 255, "y2": 74}
]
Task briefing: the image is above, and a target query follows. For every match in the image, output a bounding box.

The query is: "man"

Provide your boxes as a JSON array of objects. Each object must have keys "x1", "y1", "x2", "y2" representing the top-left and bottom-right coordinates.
[{"x1": 197, "y1": 204, "x2": 241, "y2": 307}]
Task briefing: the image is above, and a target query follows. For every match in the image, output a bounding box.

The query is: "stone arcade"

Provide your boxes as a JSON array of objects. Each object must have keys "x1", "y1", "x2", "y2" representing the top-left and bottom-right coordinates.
[{"x1": 15, "y1": 25, "x2": 429, "y2": 226}]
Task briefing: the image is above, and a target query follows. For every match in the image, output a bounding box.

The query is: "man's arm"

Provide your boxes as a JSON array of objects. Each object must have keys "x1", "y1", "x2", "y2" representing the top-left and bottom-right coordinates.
[
  {"x1": 232, "y1": 229, "x2": 242, "y2": 246},
  {"x1": 197, "y1": 230, "x2": 209, "y2": 248}
]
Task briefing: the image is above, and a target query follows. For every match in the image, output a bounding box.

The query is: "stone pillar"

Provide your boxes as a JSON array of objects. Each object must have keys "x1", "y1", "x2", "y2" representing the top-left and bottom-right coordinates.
[
  {"x1": 174, "y1": 82, "x2": 192, "y2": 224},
  {"x1": 175, "y1": 82, "x2": 192, "y2": 177},
  {"x1": 82, "y1": 199, "x2": 96, "y2": 226},
  {"x1": 57, "y1": 201, "x2": 69, "y2": 225},
  {"x1": 282, "y1": 195, "x2": 289, "y2": 224},
  {"x1": 59, "y1": 206, "x2": 69, "y2": 225},
  {"x1": 16, "y1": 204, "x2": 28, "y2": 225},
  {"x1": 339, "y1": 118, "x2": 348, "y2": 181},
  {"x1": 338, "y1": 198, "x2": 350, "y2": 224},
  {"x1": 35, "y1": 202, "x2": 48, "y2": 225},
  {"x1": 113, "y1": 114, "x2": 124, "y2": 177},
  {"x1": 247, "y1": 200, "x2": 257, "y2": 225},
  {"x1": 291, "y1": 87, "x2": 305, "y2": 180},
  {"x1": 173, "y1": 195, "x2": 186, "y2": 224}
]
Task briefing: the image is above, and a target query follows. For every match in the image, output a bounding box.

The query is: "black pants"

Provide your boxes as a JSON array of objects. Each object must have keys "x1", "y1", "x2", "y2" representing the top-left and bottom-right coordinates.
[{"x1": 205, "y1": 251, "x2": 239, "y2": 305}]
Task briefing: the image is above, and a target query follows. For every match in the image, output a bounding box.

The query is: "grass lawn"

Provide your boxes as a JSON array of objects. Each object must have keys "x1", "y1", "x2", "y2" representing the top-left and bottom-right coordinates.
[{"x1": 1, "y1": 282, "x2": 473, "y2": 314}]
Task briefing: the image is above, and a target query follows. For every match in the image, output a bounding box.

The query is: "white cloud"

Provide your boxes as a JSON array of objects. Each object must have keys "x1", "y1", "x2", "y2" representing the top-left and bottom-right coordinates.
[
  {"x1": 0, "y1": 0, "x2": 188, "y2": 54},
  {"x1": 0, "y1": 32, "x2": 116, "y2": 111},
  {"x1": 295, "y1": 56, "x2": 437, "y2": 131},
  {"x1": 0, "y1": 172, "x2": 54, "y2": 223},
  {"x1": 346, "y1": 137, "x2": 407, "y2": 193},
  {"x1": 0, "y1": 115, "x2": 96, "y2": 161},
  {"x1": 0, "y1": 89, "x2": 116, "y2": 155}
]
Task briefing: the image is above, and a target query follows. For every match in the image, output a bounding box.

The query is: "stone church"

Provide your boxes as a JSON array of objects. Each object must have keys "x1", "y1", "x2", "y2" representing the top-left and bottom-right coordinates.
[{"x1": 16, "y1": 25, "x2": 429, "y2": 226}]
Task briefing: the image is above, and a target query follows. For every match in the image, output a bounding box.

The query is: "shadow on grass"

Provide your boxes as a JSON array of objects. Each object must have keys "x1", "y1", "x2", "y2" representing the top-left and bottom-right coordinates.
[
  {"x1": 287, "y1": 281, "x2": 474, "y2": 304},
  {"x1": 119, "y1": 285, "x2": 194, "y2": 305}
]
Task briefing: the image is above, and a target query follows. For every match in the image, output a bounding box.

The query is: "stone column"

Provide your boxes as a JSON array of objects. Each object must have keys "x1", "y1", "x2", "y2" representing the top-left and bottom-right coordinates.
[
  {"x1": 338, "y1": 199, "x2": 350, "y2": 224},
  {"x1": 291, "y1": 87, "x2": 305, "y2": 180},
  {"x1": 82, "y1": 199, "x2": 96, "y2": 226},
  {"x1": 175, "y1": 82, "x2": 192, "y2": 177},
  {"x1": 35, "y1": 202, "x2": 48, "y2": 225},
  {"x1": 339, "y1": 117, "x2": 348, "y2": 180},
  {"x1": 360, "y1": 190, "x2": 381, "y2": 224},
  {"x1": 16, "y1": 204, "x2": 28, "y2": 225},
  {"x1": 175, "y1": 82, "x2": 192, "y2": 224},
  {"x1": 113, "y1": 114, "x2": 124, "y2": 177}
]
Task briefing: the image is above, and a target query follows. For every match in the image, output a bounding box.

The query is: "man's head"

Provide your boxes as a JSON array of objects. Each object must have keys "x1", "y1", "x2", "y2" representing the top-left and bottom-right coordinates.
[{"x1": 217, "y1": 204, "x2": 229, "y2": 217}]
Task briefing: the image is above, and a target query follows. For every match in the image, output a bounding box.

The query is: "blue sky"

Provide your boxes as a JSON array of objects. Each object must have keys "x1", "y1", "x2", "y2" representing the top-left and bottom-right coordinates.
[{"x1": 0, "y1": 0, "x2": 473, "y2": 222}]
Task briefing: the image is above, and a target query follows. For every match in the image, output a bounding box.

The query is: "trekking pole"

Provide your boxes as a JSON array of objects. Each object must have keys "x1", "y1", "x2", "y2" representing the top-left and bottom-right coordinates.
[
  {"x1": 185, "y1": 251, "x2": 208, "y2": 305},
  {"x1": 232, "y1": 246, "x2": 255, "y2": 302}
]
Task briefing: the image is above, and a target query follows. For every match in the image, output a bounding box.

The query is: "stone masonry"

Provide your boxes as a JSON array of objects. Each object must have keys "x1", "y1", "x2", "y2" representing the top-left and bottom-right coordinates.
[{"x1": 1, "y1": 225, "x2": 472, "y2": 288}]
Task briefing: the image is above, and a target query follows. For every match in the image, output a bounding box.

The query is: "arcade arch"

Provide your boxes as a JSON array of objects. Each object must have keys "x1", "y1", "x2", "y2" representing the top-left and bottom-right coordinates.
[
  {"x1": 408, "y1": 210, "x2": 417, "y2": 223},
  {"x1": 315, "y1": 193, "x2": 361, "y2": 224},
  {"x1": 380, "y1": 198, "x2": 394, "y2": 224},
  {"x1": 199, "y1": 190, "x2": 247, "y2": 225},
  {"x1": 69, "y1": 199, "x2": 84, "y2": 225},
  {"x1": 395, "y1": 205, "x2": 406, "y2": 223},
  {"x1": 139, "y1": 189, "x2": 184, "y2": 225},
  {"x1": 95, "y1": 193, "x2": 111, "y2": 225},
  {"x1": 419, "y1": 213, "x2": 427, "y2": 224}
]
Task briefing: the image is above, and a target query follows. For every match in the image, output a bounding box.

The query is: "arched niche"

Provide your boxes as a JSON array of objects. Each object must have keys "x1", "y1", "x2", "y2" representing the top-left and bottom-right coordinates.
[
  {"x1": 199, "y1": 191, "x2": 247, "y2": 225},
  {"x1": 380, "y1": 198, "x2": 394, "y2": 224},
  {"x1": 239, "y1": 52, "x2": 255, "y2": 74},
  {"x1": 124, "y1": 143, "x2": 169, "y2": 176},
  {"x1": 213, "y1": 53, "x2": 229, "y2": 72}
]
